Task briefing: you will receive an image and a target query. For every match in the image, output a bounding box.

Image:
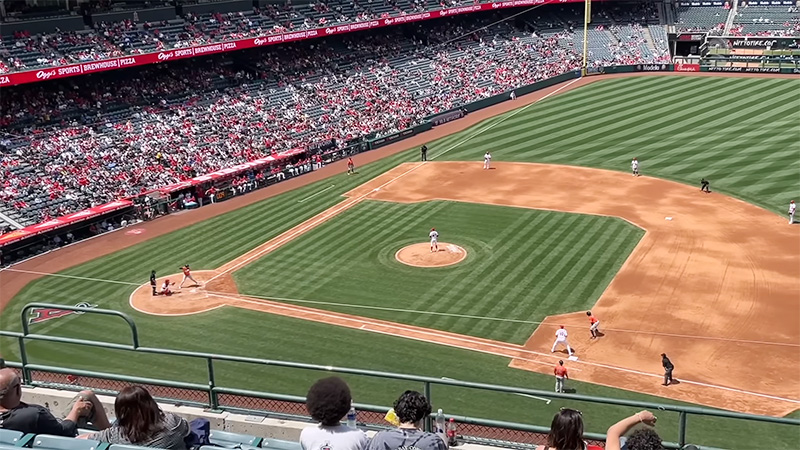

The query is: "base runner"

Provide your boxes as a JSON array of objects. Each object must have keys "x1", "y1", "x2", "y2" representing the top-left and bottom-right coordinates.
[{"x1": 587, "y1": 311, "x2": 601, "y2": 339}]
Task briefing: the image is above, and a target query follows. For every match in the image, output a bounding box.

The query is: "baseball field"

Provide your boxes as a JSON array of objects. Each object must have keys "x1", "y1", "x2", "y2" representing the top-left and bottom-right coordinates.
[{"x1": 1, "y1": 74, "x2": 799, "y2": 449}]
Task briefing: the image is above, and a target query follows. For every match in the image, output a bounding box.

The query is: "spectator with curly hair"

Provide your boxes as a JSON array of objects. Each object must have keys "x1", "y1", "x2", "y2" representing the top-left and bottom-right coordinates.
[
  {"x1": 300, "y1": 377, "x2": 368, "y2": 450},
  {"x1": 605, "y1": 410, "x2": 663, "y2": 450},
  {"x1": 367, "y1": 390, "x2": 447, "y2": 450}
]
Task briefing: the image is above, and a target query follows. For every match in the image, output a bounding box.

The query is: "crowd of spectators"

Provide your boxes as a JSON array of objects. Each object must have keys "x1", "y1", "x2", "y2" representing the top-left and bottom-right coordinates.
[
  {"x1": 0, "y1": 8, "x2": 671, "y2": 228},
  {"x1": 0, "y1": 372, "x2": 674, "y2": 450}
]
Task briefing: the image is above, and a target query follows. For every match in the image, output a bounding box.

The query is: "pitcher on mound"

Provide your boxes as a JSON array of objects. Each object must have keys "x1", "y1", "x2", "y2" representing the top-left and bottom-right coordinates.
[{"x1": 429, "y1": 228, "x2": 439, "y2": 252}]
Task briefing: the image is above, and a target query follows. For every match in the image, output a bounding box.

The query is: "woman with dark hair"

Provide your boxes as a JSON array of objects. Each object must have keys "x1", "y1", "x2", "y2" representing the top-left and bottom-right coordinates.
[
  {"x1": 80, "y1": 386, "x2": 189, "y2": 450},
  {"x1": 300, "y1": 377, "x2": 368, "y2": 450},
  {"x1": 535, "y1": 408, "x2": 593, "y2": 450},
  {"x1": 367, "y1": 391, "x2": 447, "y2": 450}
]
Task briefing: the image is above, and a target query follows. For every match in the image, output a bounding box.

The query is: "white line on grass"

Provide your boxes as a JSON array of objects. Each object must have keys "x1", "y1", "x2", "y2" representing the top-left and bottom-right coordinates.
[
  {"x1": 443, "y1": 377, "x2": 551, "y2": 404},
  {"x1": 1, "y1": 269, "x2": 139, "y2": 286},
  {"x1": 298, "y1": 185, "x2": 336, "y2": 203}
]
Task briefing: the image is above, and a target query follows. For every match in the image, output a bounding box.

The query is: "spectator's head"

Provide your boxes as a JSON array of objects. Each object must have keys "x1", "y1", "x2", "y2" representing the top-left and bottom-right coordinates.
[
  {"x1": 305, "y1": 377, "x2": 352, "y2": 426},
  {"x1": 0, "y1": 368, "x2": 22, "y2": 409},
  {"x1": 625, "y1": 428, "x2": 664, "y2": 450},
  {"x1": 393, "y1": 390, "x2": 432, "y2": 426},
  {"x1": 114, "y1": 386, "x2": 165, "y2": 443},
  {"x1": 546, "y1": 408, "x2": 584, "y2": 450}
]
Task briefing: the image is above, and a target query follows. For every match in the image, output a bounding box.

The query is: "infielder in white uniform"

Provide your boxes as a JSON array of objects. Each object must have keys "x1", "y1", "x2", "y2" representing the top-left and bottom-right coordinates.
[
  {"x1": 631, "y1": 158, "x2": 640, "y2": 176},
  {"x1": 790, "y1": 200, "x2": 796, "y2": 225},
  {"x1": 551, "y1": 325, "x2": 574, "y2": 356},
  {"x1": 429, "y1": 228, "x2": 439, "y2": 252},
  {"x1": 483, "y1": 152, "x2": 492, "y2": 170}
]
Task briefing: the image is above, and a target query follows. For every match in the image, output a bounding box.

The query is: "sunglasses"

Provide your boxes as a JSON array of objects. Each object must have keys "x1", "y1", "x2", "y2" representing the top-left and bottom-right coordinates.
[{"x1": 559, "y1": 407, "x2": 582, "y2": 415}]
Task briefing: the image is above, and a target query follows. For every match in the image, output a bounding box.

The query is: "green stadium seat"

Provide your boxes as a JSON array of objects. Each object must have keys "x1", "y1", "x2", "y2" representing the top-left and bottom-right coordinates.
[
  {"x1": 32, "y1": 435, "x2": 103, "y2": 450},
  {"x1": 261, "y1": 438, "x2": 301, "y2": 450},
  {"x1": 108, "y1": 445, "x2": 167, "y2": 450},
  {"x1": 0, "y1": 430, "x2": 31, "y2": 446},
  {"x1": 208, "y1": 431, "x2": 262, "y2": 448},
  {"x1": 0, "y1": 445, "x2": 25, "y2": 450}
]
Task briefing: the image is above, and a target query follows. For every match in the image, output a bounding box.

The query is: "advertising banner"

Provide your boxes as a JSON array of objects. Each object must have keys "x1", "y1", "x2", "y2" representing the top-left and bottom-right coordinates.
[{"x1": 0, "y1": 0, "x2": 595, "y2": 87}]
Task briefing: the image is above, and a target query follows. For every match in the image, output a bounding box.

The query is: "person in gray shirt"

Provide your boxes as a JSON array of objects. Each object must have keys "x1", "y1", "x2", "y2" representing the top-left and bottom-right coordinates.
[{"x1": 368, "y1": 391, "x2": 447, "y2": 450}]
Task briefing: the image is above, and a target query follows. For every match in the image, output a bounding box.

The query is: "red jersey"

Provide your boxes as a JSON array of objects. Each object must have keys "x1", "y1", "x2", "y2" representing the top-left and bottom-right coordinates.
[
  {"x1": 554, "y1": 365, "x2": 568, "y2": 377},
  {"x1": 589, "y1": 315, "x2": 598, "y2": 325},
  {"x1": 182, "y1": 266, "x2": 191, "y2": 276},
  {"x1": 347, "y1": 158, "x2": 354, "y2": 166}
]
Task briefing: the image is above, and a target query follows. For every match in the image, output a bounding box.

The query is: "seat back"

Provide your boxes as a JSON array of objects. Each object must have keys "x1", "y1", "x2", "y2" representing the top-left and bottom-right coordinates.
[
  {"x1": 208, "y1": 430, "x2": 260, "y2": 447},
  {"x1": 32, "y1": 435, "x2": 103, "y2": 450},
  {"x1": 0, "y1": 430, "x2": 24, "y2": 445}
]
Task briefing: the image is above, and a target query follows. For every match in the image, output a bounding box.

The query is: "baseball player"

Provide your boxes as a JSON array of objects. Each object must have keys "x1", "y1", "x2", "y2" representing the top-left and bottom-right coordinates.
[
  {"x1": 347, "y1": 157, "x2": 355, "y2": 175},
  {"x1": 587, "y1": 311, "x2": 601, "y2": 339},
  {"x1": 159, "y1": 279, "x2": 174, "y2": 296},
  {"x1": 789, "y1": 200, "x2": 796, "y2": 225},
  {"x1": 554, "y1": 360, "x2": 568, "y2": 393},
  {"x1": 700, "y1": 178, "x2": 710, "y2": 193},
  {"x1": 179, "y1": 264, "x2": 199, "y2": 288},
  {"x1": 150, "y1": 270, "x2": 157, "y2": 296},
  {"x1": 483, "y1": 152, "x2": 492, "y2": 170},
  {"x1": 631, "y1": 158, "x2": 640, "y2": 176},
  {"x1": 551, "y1": 325, "x2": 574, "y2": 356},
  {"x1": 661, "y1": 353, "x2": 675, "y2": 386},
  {"x1": 420, "y1": 144, "x2": 428, "y2": 162},
  {"x1": 429, "y1": 228, "x2": 439, "y2": 252}
]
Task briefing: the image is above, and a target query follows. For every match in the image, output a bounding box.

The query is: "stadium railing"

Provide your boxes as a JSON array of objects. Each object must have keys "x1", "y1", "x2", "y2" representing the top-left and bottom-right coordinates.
[{"x1": 0, "y1": 303, "x2": 797, "y2": 450}]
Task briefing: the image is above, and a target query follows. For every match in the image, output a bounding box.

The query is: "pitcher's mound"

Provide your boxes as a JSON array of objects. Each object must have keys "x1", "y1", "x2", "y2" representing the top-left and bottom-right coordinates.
[{"x1": 395, "y1": 243, "x2": 467, "y2": 268}]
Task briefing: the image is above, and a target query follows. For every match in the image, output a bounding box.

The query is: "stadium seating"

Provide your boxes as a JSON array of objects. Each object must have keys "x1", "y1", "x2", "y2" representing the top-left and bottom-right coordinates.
[
  {"x1": 0, "y1": 7, "x2": 670, "y2": 229},
  {"x1": 33, "y1": 435, "x2": 103, "y2": 450},
  {"x1": 0, "y1": 429, "x2": 32, "y2": 446},
  {"x1": 674, "y1": 6, "x2": 728, "y2": 34},
  {"x1": 209, "y1": 430, "x2": 263, "y2": 448},
  {"x1": 732, "y1": 6, "x2": 800, "y2": 36}
]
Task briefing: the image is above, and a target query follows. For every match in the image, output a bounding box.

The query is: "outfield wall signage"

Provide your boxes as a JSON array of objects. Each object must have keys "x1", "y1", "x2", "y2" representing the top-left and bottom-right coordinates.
[
  {"x1": 0, "y1": 0, "x2": 600, "y2": 87},
  {"x1": 704, "y1": 66, "x2": 783, "y2": 73},
  {"x1": 430, "y1": 109, "x2": 466, "y2": 126}
]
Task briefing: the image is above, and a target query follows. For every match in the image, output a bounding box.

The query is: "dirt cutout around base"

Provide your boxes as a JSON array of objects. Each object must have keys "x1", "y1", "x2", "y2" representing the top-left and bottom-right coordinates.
[{"x1": 396, "y1": 243, "x2": 467, "y2": 267}]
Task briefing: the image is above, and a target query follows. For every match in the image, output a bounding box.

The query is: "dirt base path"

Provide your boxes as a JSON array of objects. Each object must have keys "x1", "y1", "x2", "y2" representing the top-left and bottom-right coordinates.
[{"x1": 356, "y1": 161, "x2": 800, "y2": 416}]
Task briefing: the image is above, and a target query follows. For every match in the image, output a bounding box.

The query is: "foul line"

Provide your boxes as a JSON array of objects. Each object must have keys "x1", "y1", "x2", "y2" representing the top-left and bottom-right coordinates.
[
  {"x1": 222, "y1": 292, "x2": 800, "y2": 404},
  {"x1": 1, "y1": 269, "x2": 139, "y2": 286},
  {"x1": 298, "y1": 184, "x2": 336, "y2": 203}
]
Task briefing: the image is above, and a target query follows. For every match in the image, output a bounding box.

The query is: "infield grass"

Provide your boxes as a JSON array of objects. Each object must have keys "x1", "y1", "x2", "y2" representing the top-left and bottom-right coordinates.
[
  {"x1": 233, "y1": 200, "x2": 642, "y2": 344},
  {"x1": 2, "y1": 76, "x2": 799, "y2": 449}
]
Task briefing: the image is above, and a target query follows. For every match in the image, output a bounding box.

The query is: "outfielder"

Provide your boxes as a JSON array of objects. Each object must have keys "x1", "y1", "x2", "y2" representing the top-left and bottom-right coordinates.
[
  {"x1": 429, "y1": 228, "x2": 439, "y2": 252},
  {"x1": 789, "y1": 200, "x2": 796, "y2": 225},
  {"x1": 631, "y1": 158, "x2": 640, "y2": 176},
  {"x1": 483, "y1": 151, "x2": 492, "y2": 170},
  {"x1": 179, "y1": 264, "x2": 199, "y2": 288},
  {"x1": 587, "y1": 311, "x2": 600, "y2": 339},
  {"x1": 551, "y1": 325, "x2": 574, "y2": 356}
]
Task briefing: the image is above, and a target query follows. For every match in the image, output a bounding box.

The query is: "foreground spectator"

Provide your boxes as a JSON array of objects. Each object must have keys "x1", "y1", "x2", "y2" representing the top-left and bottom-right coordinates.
[
  {"x1": 535, "y1": 408, "x2": 601, "y2": 450},
  {"x1": 0, "y1": 368, "x2": 110, "y2": 435},
  {"x1": 605, "y1": 410, "x2": 660, "y2": 450},
  {"x1": 79, "y1": 385, "x2": 189, "y2": 450},
  {"x1": 300, "y1": 377, "x2": 368, "y2": 450},
  {"x1": 368, "y1": 390, "x2": 447, "y2": 450}
]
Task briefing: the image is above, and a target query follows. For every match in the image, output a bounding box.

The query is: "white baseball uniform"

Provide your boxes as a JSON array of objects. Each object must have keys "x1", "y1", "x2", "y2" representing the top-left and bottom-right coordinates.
[
  {"x1": 790, "y1": 202, "x2": 796, "y2": 224},
  {"x1": 551, "y1": 328, "x2": 574, "y2": 355},
  {"x1": 483, "y1": 152, "x2": 492, "y2": 170},
  {"x1": 430, "y1": 230, "x2": 439, "y2": 252},
  {"x1": 631, "y1": 159, "x2": 639, "y2": 176}
]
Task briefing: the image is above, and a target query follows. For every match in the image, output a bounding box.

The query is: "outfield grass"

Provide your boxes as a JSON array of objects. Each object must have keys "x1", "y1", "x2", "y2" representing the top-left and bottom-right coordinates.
[
  {"x1": 234, "y1": 201, "x2": 643, "y2": 344},
  {"x1": 2, "y1": 76, "x2": 799, "y2": 449}
]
